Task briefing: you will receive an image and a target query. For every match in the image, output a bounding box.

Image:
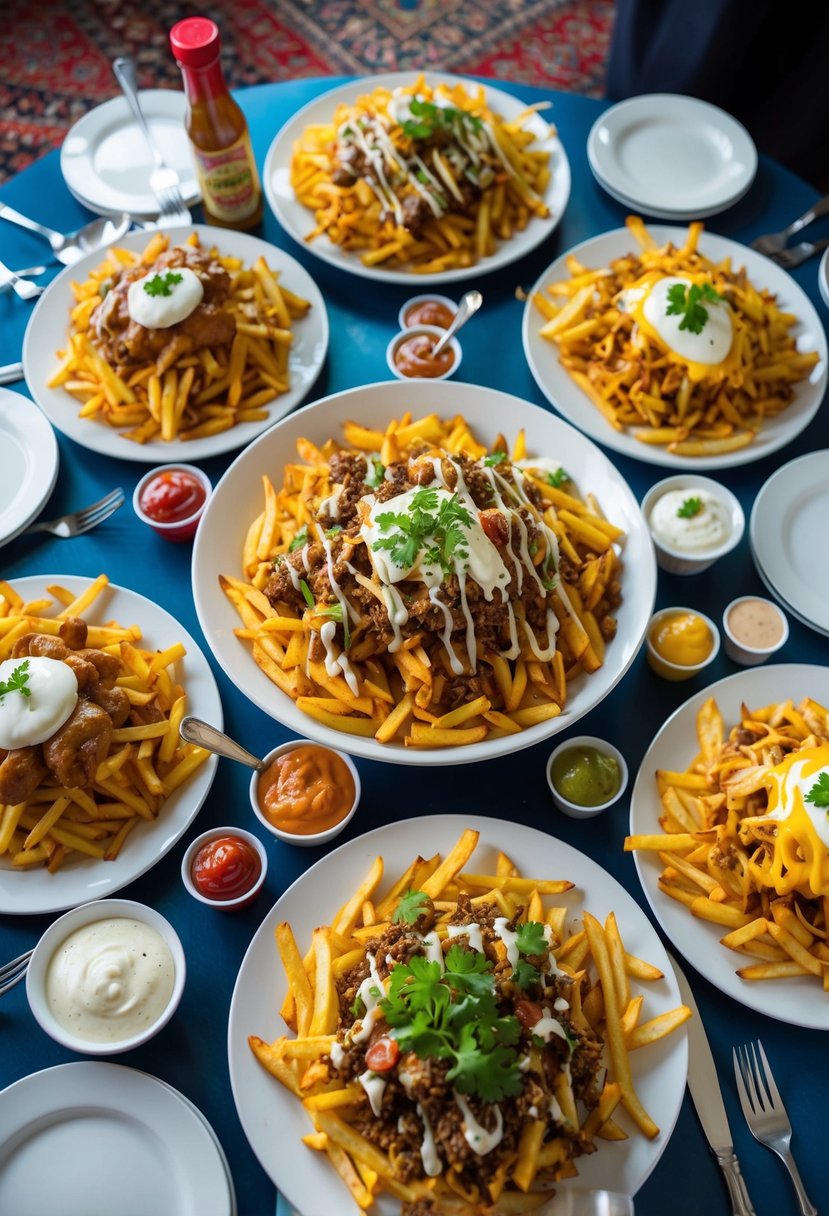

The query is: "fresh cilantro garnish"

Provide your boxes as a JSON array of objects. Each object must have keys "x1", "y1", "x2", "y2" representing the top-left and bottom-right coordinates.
[
  {"x1": 289, "y1": 526, "x2": 309, "y2": 552},
  {"x1": 313, "y1": 599, "x2": 352, "y2": 649},
  {"x1": 513, "y1": 960, "x2": 541, "y2": 991},
  {"x1": 484, "y1": 451, "x2": 507, "y2": 467},
  {"x1": 515, "y1": 921, "x2": 548, "y2": 957},
  {"x1": 325, "y1": 525, "x2": 343, "y2": 538},
  {"x1": 393, "y1": 889, "x2": 430, "y2": 925},
  {"x1": 351, "y1": 994, "x2": 365, "y2": 1018},
  {"x1": 546, "y1": 467, "x2": 570, "y2": 488},
  {"x1": 541, "y1": 576, "x2": 557, "y2": 592},
  {"x1": 805, "y1": 771, "x2": 829, "y2": 810},
  {"x1": 143, "y1": 271, "x2": 183, "y2": 298},
  {"x1": 369, "y1": 985, "x2": 381, "y2": 999},
  {"x1": 299, "y1": 580, "x2": 315, "y2": 609},
  {"x1": 0, "y1": 659, "x2": 31, "y2": 702},
  {"x1": 380, "y1": 946, "x2": 522, "y2": 1102},
  {"x1": 665, "y1": 281, "x2": 724, "y2": 335},
  {"x1": 677, "y1": 496, "x2": 703, "y2": 519},
  {"x1": 364, "y1": 456, "x2": 385, "y2": 489},
  {"x1": 372, "y1": 488, "x2": 471, "y2": 576},
  {"x1": 400, "y1": 97, "x2": 483, "y2": 142}
]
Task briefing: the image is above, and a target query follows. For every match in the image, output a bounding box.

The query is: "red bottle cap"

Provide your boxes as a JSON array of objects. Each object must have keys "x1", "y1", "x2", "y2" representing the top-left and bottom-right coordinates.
[{"x1": 170, "y1": 17, "x2": 221, "y2": 68}]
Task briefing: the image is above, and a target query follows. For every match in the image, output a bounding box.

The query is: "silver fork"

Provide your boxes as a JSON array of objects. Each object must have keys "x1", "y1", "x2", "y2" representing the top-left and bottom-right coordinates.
[
  {"x1": 112, "y1": 57, "x2": 192, "y2": 228},
  {"x1": 0, "y1": 256, "x2": 44, "y2": 301},
  {"x1": 0, "y1": 948, "x2": 33, "y2": 997},
  {"x1": 23, "y1": 487, "x2": 125, "y2": 539},
  {"x1": 752, "y1": 194, "x2": 829, "y2": 255},
  {"x1": 733, "y1": 1041, "x2": 818, "y2": 1216},
  {"x1": 767, "y1": 237, "x2": 829, "y2": 270}
]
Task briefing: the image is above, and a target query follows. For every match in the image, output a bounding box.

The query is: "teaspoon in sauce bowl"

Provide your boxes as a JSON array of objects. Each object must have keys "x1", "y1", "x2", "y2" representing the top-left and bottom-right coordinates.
[
  {"x1": 179, "y1": 716, "x2": 265, "y2": 771},
  {"x1": 430, "y1": 289, "x2": 483, "y2": 358}
]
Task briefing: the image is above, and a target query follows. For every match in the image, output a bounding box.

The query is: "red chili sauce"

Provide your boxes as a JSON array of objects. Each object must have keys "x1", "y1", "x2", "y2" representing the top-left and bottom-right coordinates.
[
  {"x1": 402, "y1": 300, "x2": 455, "y2": 329},
  {"x1": 393, "y1": 333, "x2": 455, "y2": 379},
  {"x1": 140, "y1": 469, "x2": 207, "y2": 524},
  {"x1": 191, "y1": 834, "x2": 262, "y2": 901}
]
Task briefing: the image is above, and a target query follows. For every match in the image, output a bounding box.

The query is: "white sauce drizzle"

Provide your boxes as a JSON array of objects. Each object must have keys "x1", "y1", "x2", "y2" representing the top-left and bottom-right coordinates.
[
  {"x1": 416, "y1": 1103, "x2": 443, "y2": 1176},
  {"x1": 447, "y1": 922, "x2": 484, "y2": 953},
  {"x1": 359, "y1": 1069, "x2": 387, "y2": 1116},
  {"x1": 418, "y1": 931, "x2": 445, "y2": 971},
  {"x1": 530, "y1": 1007, "x2": 569, "y2": 1045},
  {"x1": 493, "y1": 918, "x2": 519, "y2": 969},
  {"x1": 329, "y1": 1041, "x2": 345, "y2": 1070},
  {"x1": 453, "y1": 1091, "x2": 504, "y2": 1155}
]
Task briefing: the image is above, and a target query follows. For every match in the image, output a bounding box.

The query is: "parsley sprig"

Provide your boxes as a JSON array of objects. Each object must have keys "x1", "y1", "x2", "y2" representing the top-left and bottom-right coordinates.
[
  {"x1": 0, "y1": 659, "x2": 31, "y2": 702},
  {"x1": 511, "y1": 921, "x2": 549, "y2": 992},
  {"x1": 484, "y1": 451, "x2": 507, "y2": 468},
  {"x1": 393, "y1": 889, "x2": 430, "y2": 925},
  {"x1": 372, "y1": 488, "x2": 472, "y2": 576},
  {"x1": 400, "y1": 98, "x2": 483, "y2": 142},
  {"x1": 805, "y1": 771, "x2": 829, "y2": 811},
  {"x1": 380, "y1": 945, "x2": 522, "y2": 1101},
  {"x1": 677, "y1": 496, "x2": 703, "y2": 519},
  {"x1": 143, "y1": 271, "x2": 183, "y2": 298},
  {"x1": 546, "y1": 467, "x2": 570, "y2": 489},
  {"x1": 288, "y1": 526, "x2": 309, "y2": 552},
  {"x1": 665, "y1": 281, "x2": 724, "y2": 335},
  {"x1": 300, "y1": 580, "x2": 351, "y2": 649}
]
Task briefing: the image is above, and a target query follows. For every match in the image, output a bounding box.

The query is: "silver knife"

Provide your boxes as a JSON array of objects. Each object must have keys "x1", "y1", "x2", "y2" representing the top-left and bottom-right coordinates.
[{"x1": 671, "y1": 955, "x2": 757, "y2": 1216}]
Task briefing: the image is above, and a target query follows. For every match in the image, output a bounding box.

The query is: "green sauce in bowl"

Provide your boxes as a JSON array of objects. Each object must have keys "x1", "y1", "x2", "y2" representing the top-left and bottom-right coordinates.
[{"x1": 550, "y1": 744, "x2": 621, "y2": 808}]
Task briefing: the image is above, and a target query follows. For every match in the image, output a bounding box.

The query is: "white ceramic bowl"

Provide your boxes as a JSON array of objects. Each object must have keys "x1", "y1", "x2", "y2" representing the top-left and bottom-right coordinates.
[
  {"x1": 26, "y1": 898, "x2": 186, "y2": 1055},
  {"x1": 250, "y1": 739, "x2": 361, "y2": 847},
  {"x1": 181, "y1": 825, "x2": 268, "y2": 911},
  {"x1": 192, "y1": 380, "x2": 657, "y2": 766},
  {"x1": 385, "y1": 325, "x2": 462, "y2": 381},
  {"x1": 546, "y1": 735, "x2": 629, "y2": 818},
  {"x1": 722, "y1": 595, "x2": 789, "y2": 666},
  {"x1": 640, "y1": 474, "x2": 744, "y2": 575},
  {"x1": 133, "y1": 462, "x2": 212, "y2": 543},
  {"x1": 397, "y1": 293, "x2": 458, "y2": 331},
  {"x1": 646, "y1": 606, "x2": 721, "y2": 681}
]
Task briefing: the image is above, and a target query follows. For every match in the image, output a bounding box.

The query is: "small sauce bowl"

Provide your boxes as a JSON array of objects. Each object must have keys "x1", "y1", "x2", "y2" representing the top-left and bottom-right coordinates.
[
  {"x1": 250, "y1": 739, "x2": 360, "y2": 847},
  {"x1": 723, "y1": 595, "x2": 789, "y2": 666},
  {"x1": 26, "y1": 897, "x2": 185, "y2": 1056},
  {"x1": 181, "y1": 825, "x2": 268, "y2": 911},
  {"x1": 386, "y1": 325, "x2": 462, "y2": 381},
  {"x1": 133, "y1": 462, "x2": 212, "y2": 543},
  {"x1": 641, "y1": 474, "x2": 744, "y2": 575},
  {"x1": 546, "y1": 735, "x2": 629, "y2": 819},
  {"x1": 398, "y1": 294, "x2": 457, "y2": 331},
  {"x1": 646, "y1": 606, "x2": 721, "y2": 681}
]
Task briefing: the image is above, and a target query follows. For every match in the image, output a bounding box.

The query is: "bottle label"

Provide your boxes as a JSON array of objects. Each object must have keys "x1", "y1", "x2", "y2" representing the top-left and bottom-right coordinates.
[{"x1": 192, "y1": 133, "x2": 261, "y2": 222}]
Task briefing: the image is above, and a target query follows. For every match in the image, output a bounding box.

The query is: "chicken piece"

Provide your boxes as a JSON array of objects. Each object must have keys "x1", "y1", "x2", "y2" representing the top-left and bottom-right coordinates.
[
  {"x1": 43, "y1": 700, "x2": 112, "y2": 790},
  {"x1": 59, "y1": 617, "x2": 88, "y2": 650},
  {"x1": 62, "y1": 653, "x2": 99, "y2": 691},
  {"x1": 89, "y1": 685, "x2": 130, "y2": 728},
  {"x1": 129, "y1": 703, "x2": 164, "y2": 727},
  {"x1": 0, "y1": 747, "x2": 48, "y2": 804},
  {"x1": 80, "y1": 649, "x2": 122, "y2": 689},
  {"x1": 12, "y1": 633, "x2": 68, "y2": 660}
]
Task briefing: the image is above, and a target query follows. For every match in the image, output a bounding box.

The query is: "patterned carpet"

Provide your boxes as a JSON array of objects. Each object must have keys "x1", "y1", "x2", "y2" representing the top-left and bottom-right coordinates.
[{"x1": 0, "y1": 0, "x2": 614, "y2": 184}]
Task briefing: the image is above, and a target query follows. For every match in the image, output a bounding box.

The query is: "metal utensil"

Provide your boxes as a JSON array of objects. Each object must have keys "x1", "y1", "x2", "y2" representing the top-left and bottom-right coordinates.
[
  {"x1": 0, "y1": 362, "x2": 23, "y2": 385},
  {"x1": 767, "y1": 237, "x2": 829, "y2": 270},
  {"x1": 23, "y1": 488, "x2": 125, "y2": 539},
  {"x1": 0, "y1": 947, "x2": 33, "y2": 997},
  {"x1": 0, "y1": 202, "x2": 131, "y2": 266},
  {"x1": 112, "y1": 57, "x2": 192, "y2": 227},
  {"x1": 734, "y1": 1040, "x2": 818, "y2": 1216},
  {"x1": 430, "y1": 289, "x2": 483, "y2": 358},
  {"x1": 179, "y1": 716, "x2": 265, "y2": 770},
  {"x1": 0, "y1": 257, "x2": 43, "y2": 301},
  {"x1": 672, "y1": 958, "x2": 757, "y2": 1216},
  {"x1": 752, "y1": 195, "x2": 829, "y2": 255}
]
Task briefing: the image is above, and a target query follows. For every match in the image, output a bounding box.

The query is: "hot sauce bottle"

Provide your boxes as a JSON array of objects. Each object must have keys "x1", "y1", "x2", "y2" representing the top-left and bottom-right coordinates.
[{"x1": 169, "y1": 16, "x2": 263, "y2": 230}]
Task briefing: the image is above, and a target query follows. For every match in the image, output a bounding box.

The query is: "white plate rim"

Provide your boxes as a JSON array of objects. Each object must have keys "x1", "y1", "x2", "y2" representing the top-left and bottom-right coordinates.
[
  {"x1": 588, "y1": 160, "x2": 754, "y2": 221},
  {"x1": 818, "y1": 246, "x2": 829, "y2": 310},
  {"x1": 21, "y1": 224, "x2": 329, "y2": 464},
  {"x1": 191, "y1": 378, "x2": 656, "y2": 766},
  {"x1": 0, "y1": 388, "x2": 59, "y2": 547},
  {"x1": 629, "y1": 662, "x2": 829, "y2": 1029},
  {"x1": 263, "y1": 71, "x2": 571, "y2": 285},
  {"x1": 587, "y1": 93, "x2": 757, "y2": 214},
  {"x1": 751, "y1": 539, "x2": 829, "y2": 639},
  {"x1": 0, "y1": 574, "x2": 221, "y2": 916},
  {"x1": 522, "y1": 225, "x2": 828, "y2": 470},
  {"x1": 228, "y1": 813, "x2": 688, "y2": 1212},
  {"x1": 60, "y1": 89, "x2": 200, "y2": 218},
  {"x1": 749, "y1": 449, "x2": 829, "y2": 634},
  {"x1": 0, "y1": 1062, "x2": 231, "y2": 1216}
]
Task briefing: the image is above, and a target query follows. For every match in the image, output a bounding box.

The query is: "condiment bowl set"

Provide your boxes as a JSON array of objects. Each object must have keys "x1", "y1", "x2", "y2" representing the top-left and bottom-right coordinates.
[
  {"x1": 250, "y1": 738, "x2": 361, "y2": 847},
  {"x1": 132, "y1": 462, "x2": 213, "y2": 543},
  {"x1": 646, "y1": 605, "x2": 721, "y2": 681},
  {"x1": 181, "y1": 825, "x2": 268, "y2": 911}
]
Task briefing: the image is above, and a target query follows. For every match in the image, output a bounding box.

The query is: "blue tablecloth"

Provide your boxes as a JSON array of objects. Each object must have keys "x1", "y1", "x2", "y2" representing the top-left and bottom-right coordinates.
[{"x1": 1, "y1": 77, "x2": 828, "y2": 1216}]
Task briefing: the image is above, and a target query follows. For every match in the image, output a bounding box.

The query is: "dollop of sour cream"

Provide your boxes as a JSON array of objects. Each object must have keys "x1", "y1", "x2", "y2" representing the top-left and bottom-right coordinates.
[
  {"x1": 0, "y1": 656, "x2": 78, "y2": 749},
  {"x1": 648, "y1": 488, "x2": 731, "y2": 554},
  {"x1": 642, "y1": 276, "x2": 733, "y2": 365},
  {"x1": 45, "y1": 917, "x2": 175, "y2": 1043},
  {"x1": 127, "y1": 266, "x2": 204, "y2": 330}
]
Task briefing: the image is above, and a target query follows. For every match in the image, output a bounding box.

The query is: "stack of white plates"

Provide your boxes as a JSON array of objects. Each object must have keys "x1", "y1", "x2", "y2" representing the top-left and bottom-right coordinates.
[
  {"x1": 750, "y1": 450, "x2": 829, "y2": 637},
  {"x1": 818, "y1": 246, "x2": 829, "y2": 310},
  {"x1": 587, "y1": 94, "x2": 757, "y2": 220}
]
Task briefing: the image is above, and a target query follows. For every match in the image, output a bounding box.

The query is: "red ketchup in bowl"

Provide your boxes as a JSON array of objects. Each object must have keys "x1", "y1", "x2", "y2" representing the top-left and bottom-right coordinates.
[
  {"x1": 191, "y1": 834, "x2": 262, "y2": 902},
  {"x1": 140, "y1": 469, "x2": 207, "y2": 524}
]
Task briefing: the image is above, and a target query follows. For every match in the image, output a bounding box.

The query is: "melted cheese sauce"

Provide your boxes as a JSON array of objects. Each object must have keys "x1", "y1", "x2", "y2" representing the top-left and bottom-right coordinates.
[
  {"x1": 127, "y1": 266, "x2": 204, "y2": 329},
  {"x1": 0, "y1": 656, "x2": 78, "y2": 749},
  {"x1": 754, "y1": 745, "x2": 829, "y2": 895},
  {"x1": 622, "y1": 273, "x2": 735, "y2": 382}
]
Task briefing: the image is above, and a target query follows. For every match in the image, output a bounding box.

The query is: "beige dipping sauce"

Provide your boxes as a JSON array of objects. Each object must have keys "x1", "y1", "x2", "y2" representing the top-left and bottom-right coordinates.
[
  {"x1": 45, "y1": 917, "x2": 175, "y2": 1043},
  {"x1": 727, "y1": 598, "x2": 784, "y2": 650}
]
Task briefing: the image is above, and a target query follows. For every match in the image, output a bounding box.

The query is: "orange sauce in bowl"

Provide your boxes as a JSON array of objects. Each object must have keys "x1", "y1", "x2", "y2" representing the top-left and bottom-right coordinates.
[
  {"x1": 403, "y1": 300, "x2": 455, "y2": 329},
  {"x1": 257, "y1": 745, "x2": 355, "y2": 835},
  {"x1": 393, "y1": 333, "x2": 456, "y2": 378}
]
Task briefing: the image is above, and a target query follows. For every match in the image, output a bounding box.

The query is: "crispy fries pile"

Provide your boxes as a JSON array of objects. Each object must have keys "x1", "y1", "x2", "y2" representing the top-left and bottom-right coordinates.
[
  {"x1": 626, "y1": 695, "x2": 829, "y2": 987},
  {"x1": 250, "y1": 828, "x2": 689, "y2": 1213},
  {"x1": 49, "y1": 231, "x2": 311, "y2": 444},
  {"x1": 0, "y1": 576, "x2": 210, "y2": 873},
  {"x1": 220, "y1": 412, "x2": 625, "y2": 749},
  {"x1": 533, "y1": 217, "x2": 819, "y2": 457},
  {"x1": 292, "y1": 77, "x2": 552, "y2": 274}
]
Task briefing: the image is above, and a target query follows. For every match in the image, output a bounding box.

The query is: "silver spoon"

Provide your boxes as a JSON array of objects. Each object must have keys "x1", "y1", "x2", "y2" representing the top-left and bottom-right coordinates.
[
  {"x1": 0, "y1": 203, "x2": 131, "y2": 266},
  {"x1": 180, "y1": 716, "x2": 266, "y2": 771},
  {"x1": 430, "y1": 289, "x2": 483, "y2": 358}
]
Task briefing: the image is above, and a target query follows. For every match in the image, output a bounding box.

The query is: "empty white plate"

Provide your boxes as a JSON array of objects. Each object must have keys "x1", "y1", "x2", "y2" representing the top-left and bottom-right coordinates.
[
  {"x1": 61, "y1": 89, "x2": 200, "y2": 218},
  {"x1": 819, "y1": 246, "x2": 829, "y2": 310},
  {"x1": 750, "y1": 450, "x2": 829, "y2": 635},
  {"x1": 0, "y1": 388, "x2": 58, "y2": 546},
  {"x1": 588, "y1": 94, "x2": 757, "y2": 218}
]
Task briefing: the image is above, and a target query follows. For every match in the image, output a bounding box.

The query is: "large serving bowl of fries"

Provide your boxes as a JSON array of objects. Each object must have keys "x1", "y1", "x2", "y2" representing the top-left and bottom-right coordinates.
[
  {"x1": 22, "y1": 225, "x2": 329, "y2": 463},
  {"x1": 192, "y1": 380, "x2": 656, "y2": 765},
  {"x1": 229, "y1": 817, "x2": 689, "y2": 1212},
  {"x1": 628, "y1": 663, "x2": 829, "y2": 1029},
  {"x1": 263, "y1": 71, "x2": 571, "y2": 283}
]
